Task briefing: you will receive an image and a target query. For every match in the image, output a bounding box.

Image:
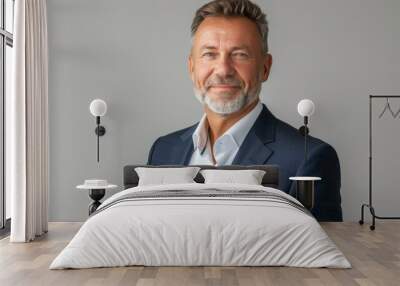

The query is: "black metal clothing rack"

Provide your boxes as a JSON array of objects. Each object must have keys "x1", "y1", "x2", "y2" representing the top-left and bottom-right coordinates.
[{"x1": 359, "y1": 95, "x2": 400, "y2": 230}]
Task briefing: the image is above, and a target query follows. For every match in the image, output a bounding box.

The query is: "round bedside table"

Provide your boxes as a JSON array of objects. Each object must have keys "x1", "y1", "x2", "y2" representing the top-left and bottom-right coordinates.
[
  {"x1": 76, "y1": 181, "x2": 118, "y2": 215},
  {"x1": 289, "y1": 176, "x2": 321, "y2": 210}
]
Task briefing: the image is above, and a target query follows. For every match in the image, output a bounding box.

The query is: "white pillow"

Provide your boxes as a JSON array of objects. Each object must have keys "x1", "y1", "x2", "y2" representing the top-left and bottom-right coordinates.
[
  {"x1": 135, "y1": 167, "x2": 201, "y2": 186},
  {"x1": 200, "y1": 169, "x2": 266, "y2": 185}
]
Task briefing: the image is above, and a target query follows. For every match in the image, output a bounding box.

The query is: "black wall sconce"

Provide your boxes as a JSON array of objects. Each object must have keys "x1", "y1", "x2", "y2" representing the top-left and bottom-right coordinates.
[
  {"x1": 297, "y1": 99, "x2": 315, "y2": 161},
  {"x1": 89, "y1": 99, "x2": 107, "y2": 162}
]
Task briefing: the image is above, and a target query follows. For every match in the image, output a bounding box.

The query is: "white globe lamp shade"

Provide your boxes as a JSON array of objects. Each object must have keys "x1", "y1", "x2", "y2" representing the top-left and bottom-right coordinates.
[
  {"x1": 297, "y1": 99, "x2": 315, "y2": 117},
  {"x1": 90, "y1": 99, "x2": 107, "y2": 117}
]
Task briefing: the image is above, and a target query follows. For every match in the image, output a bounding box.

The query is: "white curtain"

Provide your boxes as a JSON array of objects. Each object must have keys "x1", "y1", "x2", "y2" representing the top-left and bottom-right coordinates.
[{"x1": 7, "y1": 0, "x2": 49, "y2": 242}]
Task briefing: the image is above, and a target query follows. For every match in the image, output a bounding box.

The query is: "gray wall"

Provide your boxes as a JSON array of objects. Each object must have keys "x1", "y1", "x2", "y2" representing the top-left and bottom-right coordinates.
[{"x1": 48, "y1": 0, "x2": 400, "y2": 222}]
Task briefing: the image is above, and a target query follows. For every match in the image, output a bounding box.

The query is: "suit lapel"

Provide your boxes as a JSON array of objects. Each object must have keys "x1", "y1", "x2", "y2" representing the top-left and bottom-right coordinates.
[
  {"x1": 233, "y1": 104, "x2": 276, "y2": 165},
  {"x1": 178, "y1": 124, "x2": 196, "y2": 165},
  {"x1": 180, "y1": 141, "x2": 194, "y2": 165},
  {"x1": 232, "y1": 130, "x2": 273, "y2": 165}
]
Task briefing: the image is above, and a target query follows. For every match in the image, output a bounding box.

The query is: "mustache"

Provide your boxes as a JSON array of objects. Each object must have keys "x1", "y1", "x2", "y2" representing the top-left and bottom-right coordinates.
[{"x1": 205, "y1": 76, "x2": 242, "y2": 89}]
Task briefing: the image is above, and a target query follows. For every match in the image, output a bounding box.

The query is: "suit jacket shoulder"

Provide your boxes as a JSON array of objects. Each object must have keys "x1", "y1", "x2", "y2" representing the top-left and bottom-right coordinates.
[
  {"x1": 147, "y1": 123, "x2": 197, "y2": 165},
  {"x1": 282, "y1": 120, "x2": 330, "y2": 154}
]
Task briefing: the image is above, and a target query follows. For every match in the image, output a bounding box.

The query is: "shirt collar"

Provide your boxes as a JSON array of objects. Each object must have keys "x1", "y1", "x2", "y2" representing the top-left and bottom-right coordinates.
[
  {"x1": 192, "y1": 100, "x2": 263, "y2": 152},
  {"x1": 192, "y1": 113, "x2": 209, "y2": 154},
  {"x1": 225, "y1": 100, "x2": 263, "y2": 147}
]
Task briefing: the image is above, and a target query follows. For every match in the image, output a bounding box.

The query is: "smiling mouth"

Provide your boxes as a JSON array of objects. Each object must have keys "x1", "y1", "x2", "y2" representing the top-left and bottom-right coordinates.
[{"x1": 209, "y1": 85, "x2": 241, "y2": 90}]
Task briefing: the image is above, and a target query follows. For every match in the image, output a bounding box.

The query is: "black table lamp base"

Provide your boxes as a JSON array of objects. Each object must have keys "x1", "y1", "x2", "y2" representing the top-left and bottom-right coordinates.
[
  {"x1": 88, "y1": 189, "x2": 105, "y2": 215},
  {"x1": 295, "y1": 181, "x2": 315, "y2": 210}
]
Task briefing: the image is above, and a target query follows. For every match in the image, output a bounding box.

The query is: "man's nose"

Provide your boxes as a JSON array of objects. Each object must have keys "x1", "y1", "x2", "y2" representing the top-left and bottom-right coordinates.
[{"x1": 214, "y1": 55, "x2": 235, "y2": 77}]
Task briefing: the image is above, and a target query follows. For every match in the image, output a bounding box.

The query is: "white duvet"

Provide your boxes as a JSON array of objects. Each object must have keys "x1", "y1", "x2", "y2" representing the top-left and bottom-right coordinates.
[{"x1": 50, "y1": 183, "x2": 351, "y2": 269}]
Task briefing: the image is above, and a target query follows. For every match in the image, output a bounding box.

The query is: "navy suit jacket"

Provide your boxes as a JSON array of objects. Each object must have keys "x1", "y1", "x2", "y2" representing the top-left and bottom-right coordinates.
[{"x1": 147, "y1": 104, "x2": 343, "y2": 221}]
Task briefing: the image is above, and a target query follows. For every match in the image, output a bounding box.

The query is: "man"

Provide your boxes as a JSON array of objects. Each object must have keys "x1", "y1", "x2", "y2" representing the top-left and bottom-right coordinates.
[{"x1": 147, "y1": 0, "x2": 342, "y2": 221}]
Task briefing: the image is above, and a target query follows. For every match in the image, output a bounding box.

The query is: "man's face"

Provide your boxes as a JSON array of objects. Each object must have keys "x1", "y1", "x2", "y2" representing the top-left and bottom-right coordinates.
[{"x1": 189, "y1": 16, "x2": 272, "y2": 116}]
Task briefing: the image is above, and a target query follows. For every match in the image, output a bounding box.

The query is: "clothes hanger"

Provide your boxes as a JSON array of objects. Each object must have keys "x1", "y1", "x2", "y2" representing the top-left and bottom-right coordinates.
[{"x1": 378, "y1": 98, "x2": 400, "y2": 118}]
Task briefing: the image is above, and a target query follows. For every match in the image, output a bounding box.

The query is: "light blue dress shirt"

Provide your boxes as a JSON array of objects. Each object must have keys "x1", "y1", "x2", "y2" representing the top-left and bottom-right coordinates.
[{"x1": 189, "y1": 101, "x2": 263, "y2": 166}]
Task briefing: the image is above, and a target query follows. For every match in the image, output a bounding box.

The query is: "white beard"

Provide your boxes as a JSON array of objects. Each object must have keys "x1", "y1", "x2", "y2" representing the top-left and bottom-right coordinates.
[{"x1": 194, "y1": 84, "x2": 261, "y2": 116}]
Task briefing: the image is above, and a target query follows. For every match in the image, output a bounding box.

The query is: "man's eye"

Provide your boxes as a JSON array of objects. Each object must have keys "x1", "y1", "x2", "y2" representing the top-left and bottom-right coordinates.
[
  {"x1": 233, "y1": 52, "x2": 249, "y2": 59},
  {"x1": 202, "y1": 52, "x2": 216, "y2": 58}
]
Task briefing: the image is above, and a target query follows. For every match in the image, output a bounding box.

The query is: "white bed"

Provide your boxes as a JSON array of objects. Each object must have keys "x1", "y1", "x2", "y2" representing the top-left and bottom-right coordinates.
[{"x1": 50, "y1": 183, "x2": 351, "y2": 269}]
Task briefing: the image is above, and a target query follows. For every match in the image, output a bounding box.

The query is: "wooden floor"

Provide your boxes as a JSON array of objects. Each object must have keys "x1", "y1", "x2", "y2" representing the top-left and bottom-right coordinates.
[{"x1": 0, "y1": 222, "x2": 399, "y2": 286}]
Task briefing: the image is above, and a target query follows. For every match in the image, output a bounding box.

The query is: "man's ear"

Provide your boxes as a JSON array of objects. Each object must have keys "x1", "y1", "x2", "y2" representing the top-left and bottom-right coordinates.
[
  {"x1": 262, "y1": 54, "x2": 273, "y2": 82},
  {"x1": 188, "y1": 54, "x2": 195, "y2": 82}
]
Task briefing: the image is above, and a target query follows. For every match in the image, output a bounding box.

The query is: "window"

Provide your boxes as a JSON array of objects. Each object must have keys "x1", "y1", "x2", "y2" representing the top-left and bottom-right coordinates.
[{"x1": 0, "y1": 0, "x2": 14, "y2": 232}]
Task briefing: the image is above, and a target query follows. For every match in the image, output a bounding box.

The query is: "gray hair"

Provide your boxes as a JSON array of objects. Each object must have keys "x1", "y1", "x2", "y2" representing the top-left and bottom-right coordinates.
[{"x1": 191, "y1": 0, "x2": 269, "y2": 54}]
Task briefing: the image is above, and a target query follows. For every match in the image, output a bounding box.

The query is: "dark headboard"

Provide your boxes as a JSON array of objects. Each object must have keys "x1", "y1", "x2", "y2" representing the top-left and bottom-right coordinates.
[{"x1": 123, "y1": 165, "x2": 279, "y2": 189}]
